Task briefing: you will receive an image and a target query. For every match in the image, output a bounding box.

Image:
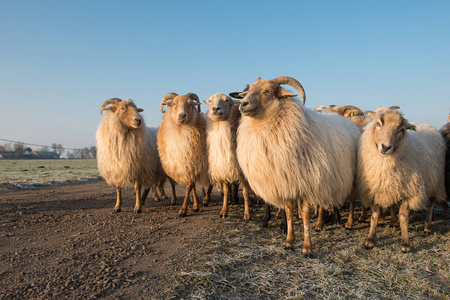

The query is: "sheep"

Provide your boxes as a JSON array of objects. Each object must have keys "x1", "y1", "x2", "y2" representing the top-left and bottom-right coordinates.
[
  {"x1": 204, "y1": 93, "x2": 252, "y2": 220},
  {"x1": 236, "y1": 76, "x2": 361, "y2": 257},
  {"x1": 157, "y1": 92, "x2": 210, "y2": 217},
  {"x1": 439, "y1": 111, "x2": 450, "y2": 206},
  {"x1": 356, "y1": 108, "x2": 446, "y2": 252},
  {"x1": 96, "y1": 98, "x2": 175, "y2": 213}
]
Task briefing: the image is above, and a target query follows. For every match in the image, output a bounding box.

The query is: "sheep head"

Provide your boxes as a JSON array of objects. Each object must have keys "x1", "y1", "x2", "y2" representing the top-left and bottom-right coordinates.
[
  {"x1": 204, "y1": 93, "x2": 239, "y2": 121},
  {"x1": 161, "y1": 92, "x2": 201, "y2": 125},
  {"x1": 372, "y1": 109, "x2": 411, "y2": 157},
  {"x1": 239, "y1": 76, "x2": 306, "y2": 117},
  {"x1": 314, "y1": 104, "x2": 336, "y2": 111},
  {"x1": 100, "y1": 98, "x2": 144, "y2": 129}
]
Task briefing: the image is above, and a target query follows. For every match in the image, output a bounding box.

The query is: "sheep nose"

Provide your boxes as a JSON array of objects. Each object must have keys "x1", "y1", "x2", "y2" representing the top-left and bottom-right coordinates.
[
  {"x1": 241, "y1": 101, "x2": 249, "y2": 108},
  {"x1": 179, "y1": 112, "x2": 186, "y2": 119},
  {"x1": 212, "y1": 107, "x2": 220, "y2": 112},
  {"x1": 381, "y1": 144, "x2": 392, "y2": 152},
  {"x1": 135, "y1": 118, "x2": 141, "y2": 126}
]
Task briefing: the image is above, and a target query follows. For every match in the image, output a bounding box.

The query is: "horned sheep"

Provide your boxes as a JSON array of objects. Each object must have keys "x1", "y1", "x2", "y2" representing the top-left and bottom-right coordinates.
[
  {"x1": 236, "y1": 76, "x2": 361, "y2": 257},
  {"x1": 356, "y1": 108, "x2": 446, "y2": 252},
  {"x1": 96, "y1": 98, "x2": 176, "y2": 213},
  {"x1": 158, "y1": 92, "x2": 210, "y2": 217}
]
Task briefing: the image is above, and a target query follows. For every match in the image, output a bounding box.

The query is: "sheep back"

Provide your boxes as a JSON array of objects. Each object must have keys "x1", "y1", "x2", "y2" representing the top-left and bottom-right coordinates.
[
  {"x1": 237, "y1": 99, "x2": 360, "y2": 209},
  {"x1": 357, "y1": 122, "x2": 446, "y2": 211}
]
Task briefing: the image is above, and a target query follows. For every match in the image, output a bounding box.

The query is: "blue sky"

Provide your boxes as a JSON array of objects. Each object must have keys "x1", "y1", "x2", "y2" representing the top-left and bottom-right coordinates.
[{"x1": 1, "y1": 0, "x2": 449, "y2": 152}]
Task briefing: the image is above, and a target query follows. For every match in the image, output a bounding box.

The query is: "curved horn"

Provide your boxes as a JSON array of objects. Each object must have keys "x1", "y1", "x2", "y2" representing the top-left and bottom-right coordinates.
[
  {"x1": 271, "y1": 76, "x2": 306, "y2": 106},
  {"x1": 160, "y1": 92, "x2": 178, "y2": 114},
  {"x1": 100, "y1": 98, "x2": 122, "y2": 115},
  {"x1": 186, "y1": 93, "x2": 201, "y2": 112}
]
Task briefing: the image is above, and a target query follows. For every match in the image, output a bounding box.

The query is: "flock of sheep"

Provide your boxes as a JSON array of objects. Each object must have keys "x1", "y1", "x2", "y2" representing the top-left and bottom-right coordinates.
[{"x1": 96, "y1": 76, "x2": 450, "y2": 257}]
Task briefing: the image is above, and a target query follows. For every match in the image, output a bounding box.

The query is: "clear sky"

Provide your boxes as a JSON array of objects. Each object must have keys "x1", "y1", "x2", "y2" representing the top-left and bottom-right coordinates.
[{"x1": 1, "y1": 0, "x2": 449, "y2": 152}]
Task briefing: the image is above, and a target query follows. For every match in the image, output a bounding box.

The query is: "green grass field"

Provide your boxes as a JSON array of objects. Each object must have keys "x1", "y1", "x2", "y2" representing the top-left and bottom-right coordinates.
[{"x1": 0, "y1": 159, "x2": 100, "y2": 188}]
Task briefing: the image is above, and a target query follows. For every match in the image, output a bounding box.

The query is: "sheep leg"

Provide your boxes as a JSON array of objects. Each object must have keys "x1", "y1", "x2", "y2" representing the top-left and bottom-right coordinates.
[
  {"x1": 312, "y1": 205, "x2": 318, "y2": 218},
  {"x1": 358, "y1": 203, "x2": 368, "y2": 223},
  {"x1": 219, "y1": 182, "x2": 230, "y2": 218},
  {"x1": 399, "y1": 202, "x2": 411, "y2": 253},
  {"x1": 141, "y1": 188, "x2": 150, "y2": 206},
  {"x1": 232, "y1": 183, "x2": 239, "y2": 204},
  {"x1": 301, "y1": 200, "x2": 312, "y2": 258},
  {"x1": 424, "y1": 201, "x2": 435, "y2": 234},
  {"x1": 389, "y1": 204, "x2": 399, "y2": 227},
  {"x1": 365, "y1": 204, "x2": 380, "y2": 249},
  {"x1": 134, "y1": 181, "x2": 142, "y2": 214},
  {"x1": 113, "y1": 186, "x2": 122, "y2": 213},
  {"x1": 297, "y1": 198, "x2": 302, "y2": 219},
  {"x1": 346, "y1": 197, "x2": 355, "y2": 229},
  {"x1": 280, "y1": 208, "x2": 287, "y2": 234},
  {"x1": 377, "y1": 208, "x2": 385, "y2": 225},
  {"x1": 158, "y1": 182, "x2": 168, "y2": 199},
  {"x1": 315, "y1": 206, "x2": 325, "y2": 232},
  {"x1": 202, "y1": 184, "x2": 213, "y2": 207},
  {"x1": 284, "y1": 203, "x2": 295, "y2": 250},
  {"x1": 260, "y1": 203, "x2": 271, "y2": 228},
  {"x1": 332, "y1": 206, "x2": 340, "y2": 224},
  {"x1": 169, "y1": 178, "x2": 177, "y2": 206},
  {"x1": 191, "y1": 183, "x2": 200, "y2": 212},
  {"x1": 179, "y1": 183, "x2": 193, "y2": 217},
  {"x1": 151, "y1": 185, "x2": 160, "y2": 201},
  {"x1": 276, "y1": 207, "x2": 282, "y2": 218},
  {"x1": 242, "y1": 184, "x2": 251, "y2": 220}
]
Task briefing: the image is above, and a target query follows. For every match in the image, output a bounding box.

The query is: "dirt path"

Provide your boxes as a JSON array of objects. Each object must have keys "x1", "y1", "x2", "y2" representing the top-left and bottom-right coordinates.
[{"x1": 0, "y1": 180, "x2": 228, "y2": 299}]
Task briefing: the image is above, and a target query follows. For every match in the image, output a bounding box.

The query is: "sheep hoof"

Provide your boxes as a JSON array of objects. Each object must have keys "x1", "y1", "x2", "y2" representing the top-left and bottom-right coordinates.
[
  {"x1": 170, "y1": 201, "x2": 177, "y2": 206},
  {"x1": 260, "y1": 221, "x2": 269, "y2": 228},
  {"x1": 178, "y1": 212, "x2": 186, "y2": 218},
  {"x1": 203, "y1": 202, "x2": 209, "y2": 207},
  {"x1": 303, "y1": 252, "x2": 314, "y2": 259},
  {"x1": 345, "y1": 225, "x2": 353, "y2": 230},
  {"x1": 401, "y1": 244, "x2": 412, "y2": 253},
  {"x1": 315, "y1": 227, "x2": 324, "y2": 232},
  {"x1": 284, "y1": 245, "x2": 294, "y2": 251},
  {"x1": 424, "y1": 229, "x2": 431, "y2": 235},
  {"x1": 113, "y1": 209, "x2": 121, "y2": 213},
  {"x1": 134, "y1": 209, "x2": 141, "y2": 214},
  {"x1": 193, "y1": 208, "x2": 199, "y2": 213},
  {"x1": 364, "y1": 240, "x2": 375, "y2": 250}
]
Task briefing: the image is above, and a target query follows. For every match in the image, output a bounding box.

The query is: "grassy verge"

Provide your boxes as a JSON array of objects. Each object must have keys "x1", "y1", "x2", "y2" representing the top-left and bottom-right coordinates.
[{"x1": 168, "y1": 203, "x2": 450, "y2": 299}]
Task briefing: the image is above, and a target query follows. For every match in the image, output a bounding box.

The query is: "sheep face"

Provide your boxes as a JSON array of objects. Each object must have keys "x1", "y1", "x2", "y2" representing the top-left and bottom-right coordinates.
[
  {"x1": 373, "y1": 110, "x2": 408, "y2": 157},
  {"x1": 239, "y1": 78, "x2": 297, "y2": 117},
  {"x1": 101, "y1": 99, "x2": 144, "y2": 129},
  {"x1": 205, "y1": 93, "x2": 238, "y2": 121},
  {"x1": 314, "y1": 105, "x2": 335, "y2": 111},
  {"x1": 167, "y1": 95, "x2": 200, "y2": 125}
]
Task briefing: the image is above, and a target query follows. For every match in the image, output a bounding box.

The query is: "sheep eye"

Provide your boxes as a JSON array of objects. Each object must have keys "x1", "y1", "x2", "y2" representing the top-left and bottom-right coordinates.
[
  {"x1": 376, "y1": 121, "x2": 382, "y2": 127},
  {"x1": 265, "y1": 90, "x2": 273, "y2": 94},
  {"x1": 120, "y1": 107, "x2": 126, "y2": 111}
]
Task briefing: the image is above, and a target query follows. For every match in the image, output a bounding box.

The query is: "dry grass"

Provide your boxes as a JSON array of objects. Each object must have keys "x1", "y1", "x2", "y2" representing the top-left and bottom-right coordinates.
[{"x1": 168, "y1": 203, "x2": 450, "y2": 299}]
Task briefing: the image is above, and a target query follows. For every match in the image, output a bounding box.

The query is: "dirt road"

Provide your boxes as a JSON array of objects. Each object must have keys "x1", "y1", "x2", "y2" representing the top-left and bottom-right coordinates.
[{"x1": 0, "y1": 180, "x2": 227, "y2": 299}]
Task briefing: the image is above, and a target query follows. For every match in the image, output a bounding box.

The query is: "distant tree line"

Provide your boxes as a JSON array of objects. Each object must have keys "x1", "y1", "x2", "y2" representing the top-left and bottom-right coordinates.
[
  {"x1": 0, "y1": 142, "x2": 97, "y2": 159},
  {"x1": 66, "y1": 146, "x2": 97, "y2": 159}
]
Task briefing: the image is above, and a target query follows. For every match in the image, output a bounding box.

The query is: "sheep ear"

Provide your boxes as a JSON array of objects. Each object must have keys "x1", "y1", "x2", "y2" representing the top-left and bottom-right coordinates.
[
  {"x1": 239, "y1": 91, "x2": 248, "y2": 98},
  {"x1": 137, "y1": 108, "x2": 144, "y2": 112},
  {"x1": 278, "y1": 87, "x2": 297, "y2": 100},
  {"x1": 204, "y1": 99, "x2": 212, "y2": 105}
]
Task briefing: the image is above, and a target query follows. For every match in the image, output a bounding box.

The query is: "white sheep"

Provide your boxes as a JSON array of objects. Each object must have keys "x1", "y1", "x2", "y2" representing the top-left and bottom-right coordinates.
[
  {"x1": 357, "y1": 108, "x2": 446, "y2": 252},
  {"x1": 96, "y1": 98, "x2": 175, "y2": 213},
  {"x1": 204, "y1": 93, "x2": 251, "y2": 220},
  {"x1": 158, "y1": 92, "x2": 211, "y2": 217},
  {"x1": 236, "y1": 76, "x2": 361, "y2": 257}
]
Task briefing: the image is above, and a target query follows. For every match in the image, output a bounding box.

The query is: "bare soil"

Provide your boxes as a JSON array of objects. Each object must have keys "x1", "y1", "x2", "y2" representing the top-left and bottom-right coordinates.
[{"x1": 0, "y1": 180, "x2": 227, "y2": 299}]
